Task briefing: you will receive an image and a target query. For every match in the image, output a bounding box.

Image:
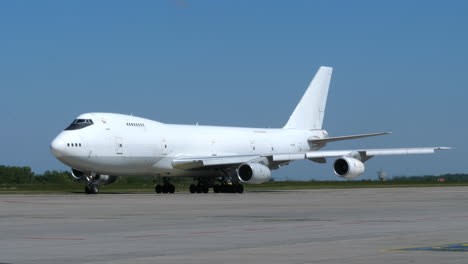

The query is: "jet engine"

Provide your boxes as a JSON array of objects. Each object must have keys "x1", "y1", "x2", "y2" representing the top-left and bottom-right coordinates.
[
  {"x1": 237, "y1": 163, "x2": 272, "y2": 184},
  {"x1": 71, "y1": 169, "x2": 118, "y2": 186},
  {"x1": 92, "y1": 175, "x2": 118, "y2": 186},
  {"x1": 71, "y1": 168, "x2": 85, "y2": 181},
  {"x1": 333, "y1": 157, "x2": 365, "y2": 179}
]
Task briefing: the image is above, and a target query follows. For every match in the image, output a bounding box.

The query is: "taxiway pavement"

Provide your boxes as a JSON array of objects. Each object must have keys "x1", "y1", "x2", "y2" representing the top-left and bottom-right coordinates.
[{"x1": 1, "y1": 187, "x2": 468, "y2": 263}]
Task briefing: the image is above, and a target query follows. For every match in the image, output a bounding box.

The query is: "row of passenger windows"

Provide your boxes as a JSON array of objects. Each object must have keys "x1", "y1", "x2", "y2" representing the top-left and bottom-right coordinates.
[
  {"x1": 126, "y1": 122, "x2": 145, "y2": 127},
  {"x1": 67, "y1": 143, "x2": 82, "y2": 147}
]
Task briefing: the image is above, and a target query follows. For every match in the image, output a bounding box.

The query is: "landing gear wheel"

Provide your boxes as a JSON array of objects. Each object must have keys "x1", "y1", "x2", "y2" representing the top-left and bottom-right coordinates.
[
  {"x1": 196, "y1": 184, "x2": 203, "y2": 193},
  {"x1": 85, "y1": 185, "x2": 98, "y2": 194},
  {"x1": 236, "y1": 184, "x2": 244, "y2": 193},
  {"x1": 189, "y1": 184, "x2": 196, "y2": 193},
  {"x1": 155, "y1": 185, "x2": 162, "y2": 194},
  {"x1": 202, "y1": 185, "x2": 209, "y2": 193},
  {"x1": 168, "y1": 184, "x2": 175, "y2": 194},
  {"x1": 213, "y1": 184, "x2": 220, "y2": 193}
]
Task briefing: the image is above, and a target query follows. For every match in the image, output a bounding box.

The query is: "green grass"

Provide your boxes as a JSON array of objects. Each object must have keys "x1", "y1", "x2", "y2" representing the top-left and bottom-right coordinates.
[{"x1": 1, "y1": 181, "x2": 468, "y2": 194}]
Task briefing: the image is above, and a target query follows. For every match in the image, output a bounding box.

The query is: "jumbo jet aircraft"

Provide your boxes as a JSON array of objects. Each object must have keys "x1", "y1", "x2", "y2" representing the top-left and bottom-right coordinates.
[{"x1": 50, "y1": 67, "x2": 449, "y2": 194}]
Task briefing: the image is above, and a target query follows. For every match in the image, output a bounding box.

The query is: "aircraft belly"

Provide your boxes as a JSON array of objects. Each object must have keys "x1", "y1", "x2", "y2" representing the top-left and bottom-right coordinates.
[{"x1": 58, "y1": 155, "x2": 162, "y2": 176}]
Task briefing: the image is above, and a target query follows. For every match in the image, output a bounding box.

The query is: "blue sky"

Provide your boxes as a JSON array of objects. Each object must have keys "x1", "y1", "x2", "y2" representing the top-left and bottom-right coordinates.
[{"x1": 0, "y1": 0, "x2": 466, "y2": 180}]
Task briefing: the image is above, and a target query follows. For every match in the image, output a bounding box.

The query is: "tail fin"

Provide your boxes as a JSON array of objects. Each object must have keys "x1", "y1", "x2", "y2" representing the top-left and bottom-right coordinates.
[{"x1": 284, "y1": 66, "x2": 333, "y2": 130}]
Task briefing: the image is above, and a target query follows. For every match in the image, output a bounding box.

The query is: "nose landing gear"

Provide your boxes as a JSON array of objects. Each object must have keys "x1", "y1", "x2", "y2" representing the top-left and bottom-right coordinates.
[
  {"x1": 84, "y1": 173, "x2": 99, "y2": 194},
  {"x1": 85, "y1": 184, "x2": 99, "y2": 194}
]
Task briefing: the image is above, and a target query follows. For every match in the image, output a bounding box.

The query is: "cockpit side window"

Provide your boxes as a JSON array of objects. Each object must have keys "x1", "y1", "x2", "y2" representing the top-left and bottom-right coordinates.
[{"x1": 65, "y1": 119, "x2": 94, "y2": 130}]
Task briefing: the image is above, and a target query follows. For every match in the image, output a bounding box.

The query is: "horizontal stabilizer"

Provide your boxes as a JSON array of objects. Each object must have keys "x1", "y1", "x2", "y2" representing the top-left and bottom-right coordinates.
[{"x1": 309, "y1": 132, "x2": 391, "y2": 144}]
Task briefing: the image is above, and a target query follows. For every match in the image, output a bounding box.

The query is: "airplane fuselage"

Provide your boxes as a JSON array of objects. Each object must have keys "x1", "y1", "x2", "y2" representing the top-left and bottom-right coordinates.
[{"x1": 51, "y1": 112, "x2": 327, "y2": 178}]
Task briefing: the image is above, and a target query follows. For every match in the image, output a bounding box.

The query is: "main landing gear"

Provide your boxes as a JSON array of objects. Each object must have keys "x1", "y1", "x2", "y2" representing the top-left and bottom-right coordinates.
[
  {"x1": 189, "y1": 184, "x2": 209, "y2": 193},
  {"x1": 154, "y1": 177, "x2": 175, "y2": 194},
  {"x1": 213, "y1": 184, "x2": 244, "y2": 193},
  {"x1": 189, "y1": 177, "x2": 244, "y2": 194}
]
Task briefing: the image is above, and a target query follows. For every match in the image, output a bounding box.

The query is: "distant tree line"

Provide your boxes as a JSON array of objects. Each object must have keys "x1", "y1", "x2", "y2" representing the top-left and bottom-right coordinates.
[
  {"x1": 0, "y1": 165, "x2": 73, "y2": 184},
  {"x1": 0, "y1": 165, "x2": 189, "y2": 185},
  {"x1": 1, "y1": 165, "x2": 467, "y2": 184},
  {"x1": 392, "y1": 174, "x2": 468, "y2": 182}
]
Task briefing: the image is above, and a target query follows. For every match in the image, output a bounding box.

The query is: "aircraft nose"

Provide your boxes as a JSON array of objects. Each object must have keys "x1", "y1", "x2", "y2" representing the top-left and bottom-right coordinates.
[{"x1": 50, "y1": 136, "x2": 66, "y2": 158}]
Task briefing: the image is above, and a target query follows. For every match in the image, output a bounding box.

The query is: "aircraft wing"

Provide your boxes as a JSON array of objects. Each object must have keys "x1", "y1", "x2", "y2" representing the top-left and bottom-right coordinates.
[
  {"x1": 273, "y1": 147, "x2": 451, "y2": 162},
  {"x1": 172, "y1": 147, "x2": 450, "y2": 170}
]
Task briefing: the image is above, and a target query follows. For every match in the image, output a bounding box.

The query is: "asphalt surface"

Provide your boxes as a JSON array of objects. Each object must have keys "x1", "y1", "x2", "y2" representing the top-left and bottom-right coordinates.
[{"x1": 1, "y1": 187, "x2": 468, "y2": 264}]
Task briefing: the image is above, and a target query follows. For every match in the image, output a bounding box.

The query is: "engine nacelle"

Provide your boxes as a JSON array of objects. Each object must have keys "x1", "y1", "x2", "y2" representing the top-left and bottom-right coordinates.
[
  {"x1": 92, "y1": 175, "x2": 118, "y2": 186},
  {"x1": 237, "y1": 163, "x2": 272, "y2": 184},
  {"x1": 333, "y1": 157, "x2": 365, "y2": 179},
  {"x1": 71, "y1": 169, "x2": 85, "y2": 181}
]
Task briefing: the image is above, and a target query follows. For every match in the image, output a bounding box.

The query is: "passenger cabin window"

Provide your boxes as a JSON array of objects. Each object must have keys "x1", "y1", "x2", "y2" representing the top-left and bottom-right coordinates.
[
  {"x1": 126, "y1": 122, "x2": 145, "y2": 127},
  {"x1": 65, "y1": 119, "x2": 94, "y2": 130}
]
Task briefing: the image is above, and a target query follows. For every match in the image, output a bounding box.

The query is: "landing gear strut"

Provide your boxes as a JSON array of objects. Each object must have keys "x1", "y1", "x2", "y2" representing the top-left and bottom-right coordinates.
[
  {"x1": 155, "y1": 177, "x2": 175, "y2": 194},
  {"x1": 83, "y1": 173, "x2": 99, "y2": 194}
]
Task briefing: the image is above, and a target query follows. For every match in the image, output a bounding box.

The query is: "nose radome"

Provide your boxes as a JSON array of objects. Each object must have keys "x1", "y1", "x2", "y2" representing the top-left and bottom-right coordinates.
[{"x1": 50, "y1": 136, "x2": 66, "y2": 158}]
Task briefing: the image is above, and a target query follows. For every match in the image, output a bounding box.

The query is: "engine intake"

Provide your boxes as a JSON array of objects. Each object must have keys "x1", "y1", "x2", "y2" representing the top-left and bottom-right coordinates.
[
  {"x1": 237, "y1": 163, "x2": 272, "y2": 184},
  {"x1": 71, "y1": 169, "x2": 118, "y2": 186},
  {"x1": 71, "y1": 169, "x2": 85, "y2": 181},
  {"x1": 333, "y1": 157, "x2": 365, "y2": 179}
]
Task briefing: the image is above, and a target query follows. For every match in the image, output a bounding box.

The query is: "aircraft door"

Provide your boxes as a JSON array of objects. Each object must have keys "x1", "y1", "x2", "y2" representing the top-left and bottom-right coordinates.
[
  {"x1": 116, "y1": 137, "x2": 123, "y2": 154},
  {"x1": 161, "y1": 138, "x2": 168, "y2": 156},
  {"x1": 250, "y1": 140, "x2": 256, "y2": 153},
  {"x1": 210, "y1": 139, "x2": 216, "y2": 156}
]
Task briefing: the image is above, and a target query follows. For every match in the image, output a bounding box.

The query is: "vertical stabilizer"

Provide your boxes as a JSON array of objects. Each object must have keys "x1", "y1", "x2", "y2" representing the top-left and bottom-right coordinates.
[{"x1": 284, "y1": 66, "x2": 333, "y2": 130}]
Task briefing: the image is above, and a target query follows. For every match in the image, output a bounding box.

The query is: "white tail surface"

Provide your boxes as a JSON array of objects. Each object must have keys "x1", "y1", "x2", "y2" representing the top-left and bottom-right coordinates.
[{"x1": 284, "y1": 66, "x2": 333, "y2": 130}]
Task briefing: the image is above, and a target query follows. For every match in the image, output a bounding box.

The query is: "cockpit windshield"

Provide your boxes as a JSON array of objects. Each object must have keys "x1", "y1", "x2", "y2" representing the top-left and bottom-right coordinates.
[{"x1": 65, "y1": 119, "x2": 94, "y2": 130}]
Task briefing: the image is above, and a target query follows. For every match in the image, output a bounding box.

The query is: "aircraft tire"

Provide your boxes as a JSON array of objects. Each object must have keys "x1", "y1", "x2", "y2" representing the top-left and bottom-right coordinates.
[
  {"x1": 202, "y1": 185, "x2": 209, "y2": 193},
  {"x1": 85, "y1": 185, "x2": 98, "y2": 194},
  {"x1": 213, "y1": 185, "x2": 220, "y2": 193},
  {"x1": 236, "y1": 184, "x2": 244, "y2": 193},
  {"x1": 189, "y1": 184, "x2": 196, "y2": 193},
  {"x1": 196, "y1": 184, "x2": 203, "y2": 193},
  {"x1": 169, "y1": 184, "x2": 175, "y2": 194},
  {"x1": 155, "y1": 185, "x2": 162, "y2": 194}
]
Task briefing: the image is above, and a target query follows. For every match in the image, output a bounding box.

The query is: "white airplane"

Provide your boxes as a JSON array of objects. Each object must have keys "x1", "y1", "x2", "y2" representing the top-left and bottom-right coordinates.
[{"x1": 50, "y1": 66, "x2": 449, "y2": 194}]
